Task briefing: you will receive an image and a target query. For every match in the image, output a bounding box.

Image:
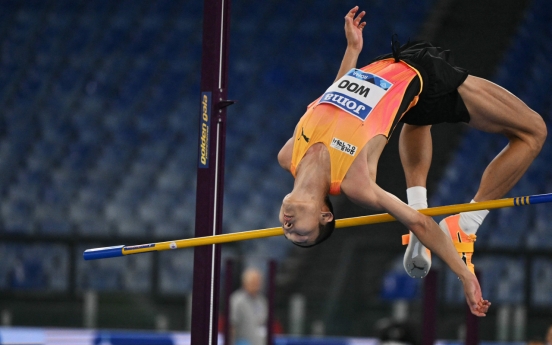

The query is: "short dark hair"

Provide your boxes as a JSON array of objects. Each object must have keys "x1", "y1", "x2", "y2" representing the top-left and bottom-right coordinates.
[{"x1": 293, "y1": 195, "x2": 335, "y2": 248}]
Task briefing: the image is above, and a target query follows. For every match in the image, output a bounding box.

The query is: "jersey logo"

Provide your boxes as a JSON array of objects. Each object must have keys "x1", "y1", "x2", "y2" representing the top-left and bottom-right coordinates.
[
  {"x1": 412, "y1": 262, "x2": 425, "y2": 270},
  {"x1": 330, "y1": 137, "x2": 357, "y2": 156},
  {"x1": 299, "y1": 128, "x2": 310, "y2": 143}
]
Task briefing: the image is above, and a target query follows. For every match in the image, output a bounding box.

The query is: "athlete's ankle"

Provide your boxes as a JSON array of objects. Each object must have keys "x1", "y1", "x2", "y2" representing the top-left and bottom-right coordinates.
[
  {"x1": 458, "y1": 200, "x2": 489, "y2": 235},
  {"x1": 407, "y1": 186, "x2": 427, "y2": 210}
]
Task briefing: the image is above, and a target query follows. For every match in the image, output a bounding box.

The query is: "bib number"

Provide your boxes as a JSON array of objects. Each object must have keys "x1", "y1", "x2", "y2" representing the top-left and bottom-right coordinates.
[{"x1": 319, "y1": 69, "x2": 393, "y2": 121}]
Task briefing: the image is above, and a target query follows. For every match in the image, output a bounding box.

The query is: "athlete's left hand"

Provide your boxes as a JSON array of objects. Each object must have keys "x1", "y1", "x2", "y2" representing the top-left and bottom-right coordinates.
[
  {"x1": 462, "y1": 273, "x2": 491, "y2": 317},
  {"x1": 344, "y1": 6, "x2": 366, "y2": 53}
]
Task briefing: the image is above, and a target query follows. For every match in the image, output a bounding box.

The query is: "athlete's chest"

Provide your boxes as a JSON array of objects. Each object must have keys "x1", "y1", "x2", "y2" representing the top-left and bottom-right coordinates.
[{"x1": 318, "y1": 68, "x2": 393, "y2": 121}]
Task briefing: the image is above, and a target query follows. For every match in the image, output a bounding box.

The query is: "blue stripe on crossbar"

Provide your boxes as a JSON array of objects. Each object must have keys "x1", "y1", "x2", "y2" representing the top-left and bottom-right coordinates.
[
  {"x1": 529, "y1": 193, "x2": 552, "y2": 205},
  {"x1": 83, "y1": 245, "x2": 125, "y2": 260}
]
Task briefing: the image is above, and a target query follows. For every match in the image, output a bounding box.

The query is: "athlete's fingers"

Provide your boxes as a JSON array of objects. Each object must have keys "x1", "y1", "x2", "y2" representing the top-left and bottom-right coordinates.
[
  {"x1": 354, "y1": 10, "x2": 366, "y2": 25},
  {"x1": 471, "y1": 309, "x2": 485, "y2": 317},
  {"x1": 470, "y1": 308, "x2": 484, "y2": 317},
  {"x1": 470, "y1": 298, "x2": 492, "y2": 317},
  {"x1": 478, "y1": 300, "x2": 491, "y2": 313},
  {"x1": 345, "y1": 16, "x2": 356, "y2": 32},
  {"x1": 346, "y1": 6, "x2": 359, "y2": 19},
  {"x1": 345, "y1": 8, "x2": 358, "y2": 26},
  {"x1": 472, "y1": 301, "x2": 486, "y2": 316},
  {"x1": 359, "y1": 22, "x2": 366, "y2": 30}
]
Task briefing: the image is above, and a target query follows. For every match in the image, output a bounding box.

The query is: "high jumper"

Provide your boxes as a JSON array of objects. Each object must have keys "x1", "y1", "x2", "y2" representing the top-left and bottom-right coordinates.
[{"x1": 276, "y1": 5, "x2": 543, "y2": 316}]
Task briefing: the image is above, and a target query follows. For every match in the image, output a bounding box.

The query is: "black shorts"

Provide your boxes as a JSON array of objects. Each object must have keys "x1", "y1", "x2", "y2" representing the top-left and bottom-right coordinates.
[{"x1": 372, "y1": 41, "x2": 470, "y2": 126}]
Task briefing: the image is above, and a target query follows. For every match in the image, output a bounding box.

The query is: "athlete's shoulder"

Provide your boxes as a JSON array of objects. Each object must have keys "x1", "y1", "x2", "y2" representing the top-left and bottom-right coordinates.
[{"x1": 278, "y1": 137, "x2": 294, "y2": 172}]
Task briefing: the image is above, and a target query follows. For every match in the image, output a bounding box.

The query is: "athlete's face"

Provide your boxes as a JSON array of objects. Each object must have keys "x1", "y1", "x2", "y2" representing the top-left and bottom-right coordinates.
[{"x1": 279, "y1": 194, "x2": 321, "y2": 246}]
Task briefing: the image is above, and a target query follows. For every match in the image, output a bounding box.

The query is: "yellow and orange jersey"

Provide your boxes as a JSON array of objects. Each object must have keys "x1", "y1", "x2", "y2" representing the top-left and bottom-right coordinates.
[{"x1": 291, "y1": 59, "x2": 423, "y2": 195}]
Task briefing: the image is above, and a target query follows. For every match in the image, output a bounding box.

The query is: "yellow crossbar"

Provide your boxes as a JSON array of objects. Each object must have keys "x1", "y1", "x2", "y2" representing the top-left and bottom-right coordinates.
[{"x1": 83, "y1": 193, "x2": 552, "y2": 260}]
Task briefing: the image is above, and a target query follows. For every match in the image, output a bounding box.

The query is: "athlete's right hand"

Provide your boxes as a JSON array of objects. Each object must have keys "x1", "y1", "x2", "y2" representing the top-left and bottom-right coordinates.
[{"x1": 344, "y1": 6, "x2": 366, "y2": 53}]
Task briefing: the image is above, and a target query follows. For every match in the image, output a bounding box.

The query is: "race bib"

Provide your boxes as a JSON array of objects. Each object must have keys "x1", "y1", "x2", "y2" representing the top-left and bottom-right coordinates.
[{"x1": 318, "y1": 69, "x2": 393, "y2": 121}]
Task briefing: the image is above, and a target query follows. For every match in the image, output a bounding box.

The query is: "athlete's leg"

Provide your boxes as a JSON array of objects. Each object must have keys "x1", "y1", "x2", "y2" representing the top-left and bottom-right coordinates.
[
  {"x1": 459, "y1": 75, "x2": 547, "y2": 202},
  {"x1": 438, "y1": 75, "x2": 547, "y2": 275},
  {"x1": 399, "y1": 124, "x2": 433, "y2": 188},
  {"x1": 399, "y1": 124, "x2": 434, "y2": 278}
]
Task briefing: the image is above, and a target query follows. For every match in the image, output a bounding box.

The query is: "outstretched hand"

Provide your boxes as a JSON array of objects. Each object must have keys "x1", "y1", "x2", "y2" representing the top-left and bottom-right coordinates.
[
  {"x1": 462, "y1": 273, "x2": 491, "y2": 316},
  {"x1": 344, "y1": 6, "x2": 366, "y2": 53}
]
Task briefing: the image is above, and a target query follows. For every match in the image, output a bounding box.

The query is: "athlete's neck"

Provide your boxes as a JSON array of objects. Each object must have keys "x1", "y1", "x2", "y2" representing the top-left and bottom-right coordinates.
[{"x1": 290, "y1": 144, "x2": 330, "y2": 203}]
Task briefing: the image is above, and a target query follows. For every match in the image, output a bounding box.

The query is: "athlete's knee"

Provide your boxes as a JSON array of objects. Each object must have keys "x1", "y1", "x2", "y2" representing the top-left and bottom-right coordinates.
[
  {"x1": 525, "y1": 113, "x2": 547, "y2": 154},
  {"x1": 533, "y1": 115, "x2": 547, "y2": 149},
  {"x1": 507, "y1": 109, "x2": 547, "y2": 155}
]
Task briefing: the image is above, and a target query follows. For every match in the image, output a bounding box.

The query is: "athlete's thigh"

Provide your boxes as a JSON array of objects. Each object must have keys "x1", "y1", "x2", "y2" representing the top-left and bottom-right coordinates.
[{"x1": 458, "y1": 75, "x2": 542, "y2": 137}]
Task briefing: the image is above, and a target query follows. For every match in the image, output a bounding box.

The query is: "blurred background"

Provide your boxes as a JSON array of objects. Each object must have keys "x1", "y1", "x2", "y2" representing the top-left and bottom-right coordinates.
[{"x1": 0, "y1": 0, "x2": 551, "y2": 343}]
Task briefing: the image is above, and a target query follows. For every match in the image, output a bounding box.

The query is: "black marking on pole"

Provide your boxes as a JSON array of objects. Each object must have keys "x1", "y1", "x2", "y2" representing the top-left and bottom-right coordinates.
[{"x1": 217, "y1": 100, "x2": 235, "y2": 109}]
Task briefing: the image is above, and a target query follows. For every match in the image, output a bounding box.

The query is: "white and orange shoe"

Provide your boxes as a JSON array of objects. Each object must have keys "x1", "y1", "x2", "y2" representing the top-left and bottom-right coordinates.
[
  {"x1": 402, "y1": 231, "x2": 432, "y2": 279},
  {"x1": 439, "y1": 214, "x2": 477, "y2": 275}
]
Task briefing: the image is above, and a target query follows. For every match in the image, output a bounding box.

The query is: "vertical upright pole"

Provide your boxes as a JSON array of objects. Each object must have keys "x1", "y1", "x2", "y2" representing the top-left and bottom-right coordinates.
[
  {"x1": 191, "y1": 0, "x2": 232, "y2": 344},
  {"x1": 422, "y1": 270, "x2": 438, "y2": 345},
  {"x1": 267, "y1": 260, "x2": 277, "y2": 345},
  {"x1": 224, "y1": 259, "x2": 234, "y2": 345},
  {"x1": 465, "y1": 270, "x2": 480, "y2": 345}
]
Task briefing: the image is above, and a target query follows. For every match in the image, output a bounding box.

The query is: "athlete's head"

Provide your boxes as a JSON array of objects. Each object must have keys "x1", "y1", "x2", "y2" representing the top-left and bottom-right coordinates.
[{"x1": 279, "y1": 194, "x2": 335, "y2": 247}]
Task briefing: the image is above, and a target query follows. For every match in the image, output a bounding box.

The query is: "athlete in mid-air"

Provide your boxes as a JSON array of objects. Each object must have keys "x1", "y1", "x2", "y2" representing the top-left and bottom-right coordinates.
[{"x1": 276, "y1": 5, "x2": 544, "y2": 316}]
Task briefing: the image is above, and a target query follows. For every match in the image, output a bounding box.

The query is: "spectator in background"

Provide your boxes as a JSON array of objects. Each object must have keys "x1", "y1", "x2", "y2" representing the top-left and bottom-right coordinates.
[
  {"x1": 230, "y1": 268, "x2": 268, "y2": 345},
  {"x1": 546, "y1": 324, "x2": 552, "y2": 345}
]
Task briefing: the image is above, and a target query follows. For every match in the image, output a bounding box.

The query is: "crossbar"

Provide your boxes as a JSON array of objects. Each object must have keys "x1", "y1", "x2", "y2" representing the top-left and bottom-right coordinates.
[{"x1": 83, "y1": 193, "x2": 552, "y2": 260}]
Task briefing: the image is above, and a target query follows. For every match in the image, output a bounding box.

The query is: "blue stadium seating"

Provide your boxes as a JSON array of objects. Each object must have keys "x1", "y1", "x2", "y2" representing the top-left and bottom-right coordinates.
[
  {"x1": 531, "y1": 259, "x2": 552, "y2": 306},
  {"x1": 0, "y1": 0, "x2": 434, "y2": 293},
  {"x1": 0, "y1": 243, "x2": 68, "y2": 291},
  {"x1": 5, "y1": 0, "x2": 550, "y2": 308}
]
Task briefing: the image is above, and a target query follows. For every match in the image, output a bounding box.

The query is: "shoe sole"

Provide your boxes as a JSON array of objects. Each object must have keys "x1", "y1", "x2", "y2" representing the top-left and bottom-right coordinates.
[{"x1": 403, "y1": 231, "x2": 431, "y2": 278}]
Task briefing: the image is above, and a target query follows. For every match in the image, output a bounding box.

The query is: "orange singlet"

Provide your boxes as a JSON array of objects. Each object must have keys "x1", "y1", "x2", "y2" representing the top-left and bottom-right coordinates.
[{"x1": 290, "y1": 59, "x2": 423, "y2": 195}]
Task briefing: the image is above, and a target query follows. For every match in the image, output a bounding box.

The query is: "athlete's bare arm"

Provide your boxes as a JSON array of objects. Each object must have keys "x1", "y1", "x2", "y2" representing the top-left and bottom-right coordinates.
[
  {"x1": 279, "y1": 7, "x2": 367, "y2": 171},
  {"x1": 334, "y1": 6, "x2": 366, "y2": 82},
  {"x1": 341, "y1": 160, "x2": 490, "y2": 316}
]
